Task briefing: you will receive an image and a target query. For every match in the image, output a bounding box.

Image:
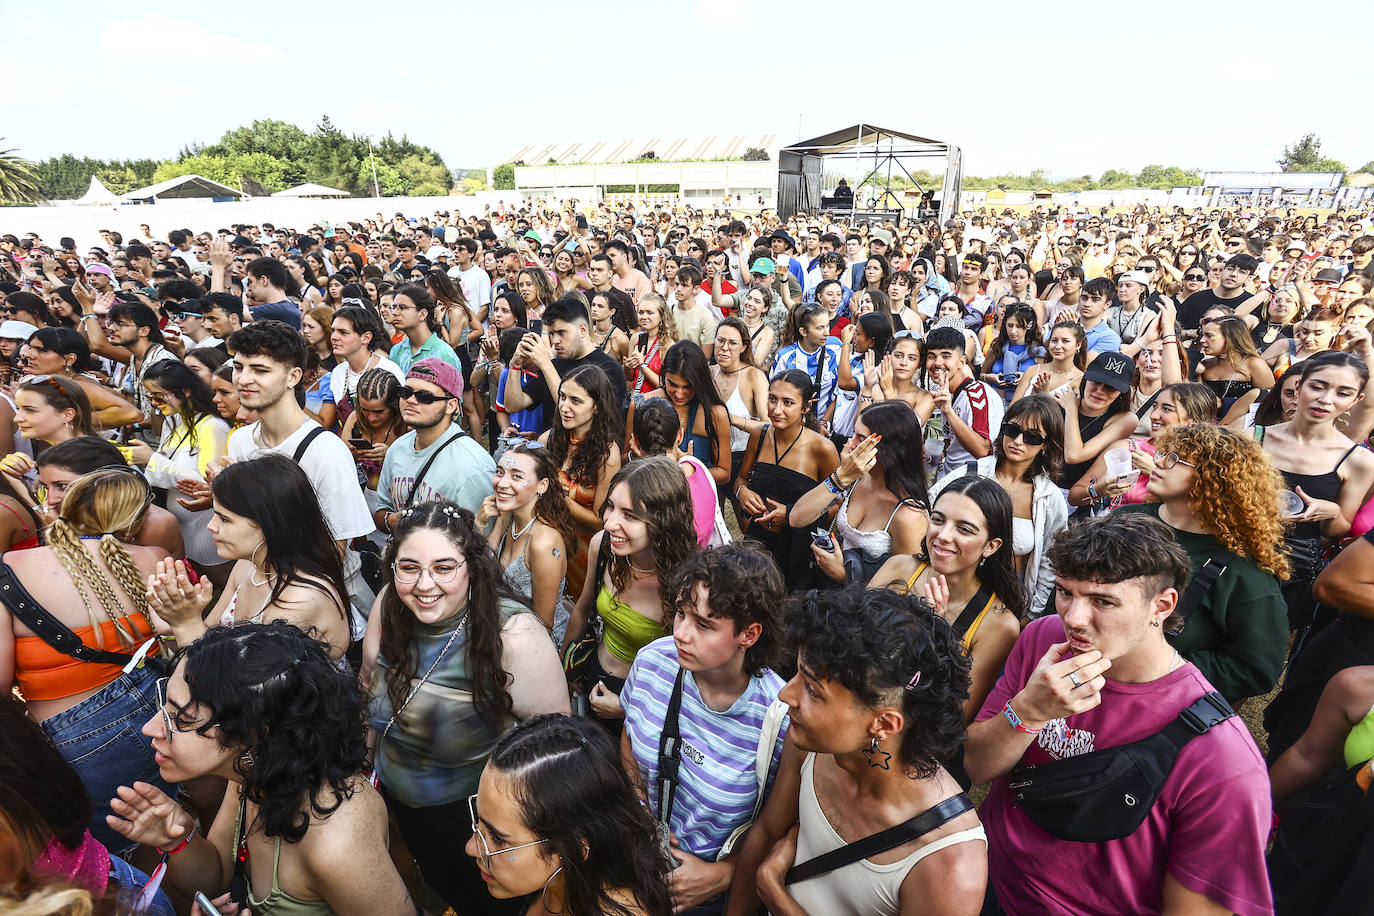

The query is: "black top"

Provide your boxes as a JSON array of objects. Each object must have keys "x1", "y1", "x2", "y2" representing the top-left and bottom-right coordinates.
[
  {"x1": 519, "y1": 347, "x2": 628, "y2": 420},
  {"x1": 1176, "y1": 288, "x2": 1248, "y2": 330}
]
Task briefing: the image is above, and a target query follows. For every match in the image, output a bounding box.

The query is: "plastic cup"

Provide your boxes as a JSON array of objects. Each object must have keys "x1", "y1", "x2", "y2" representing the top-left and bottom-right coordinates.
[
  {"x1": 1278, "y1": 489, "x2": 1305, "y2": 518},
  {"x1": 1104, "y1": 448, "x2": 1133, "y2": 481}
]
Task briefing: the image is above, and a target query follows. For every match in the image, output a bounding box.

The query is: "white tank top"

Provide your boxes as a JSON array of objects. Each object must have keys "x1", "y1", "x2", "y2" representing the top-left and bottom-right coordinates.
[
  {"x1": 723, "y1": 379, "x2": 752, "y2": 453},
  {"x1": 790, "y1": 753, "x2": 986, "y2": 916}
]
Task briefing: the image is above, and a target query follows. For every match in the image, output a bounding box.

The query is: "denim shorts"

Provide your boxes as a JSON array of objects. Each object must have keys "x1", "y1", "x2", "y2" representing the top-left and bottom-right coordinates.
[
  {"x1": 108, "y1": 854, "x2": 176, "y2": 916},
  {"x1": 39, "y1": 663, "x2": 179, "y2": 856}
]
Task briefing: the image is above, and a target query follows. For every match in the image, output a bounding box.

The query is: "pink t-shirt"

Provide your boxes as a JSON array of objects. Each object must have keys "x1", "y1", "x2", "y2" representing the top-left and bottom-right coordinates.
[
  {"x1": 679, "y1": 454, "x2": 718, "y2": 547},
  {"x1": 976, "y1": 616, "x2": 1274, "y2": 916}
]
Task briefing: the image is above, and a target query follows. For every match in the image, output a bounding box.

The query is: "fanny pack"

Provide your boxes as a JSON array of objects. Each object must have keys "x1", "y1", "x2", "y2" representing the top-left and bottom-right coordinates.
[{"x1": 1007, "y1": 691, "x2": 1235, "y2": 842}]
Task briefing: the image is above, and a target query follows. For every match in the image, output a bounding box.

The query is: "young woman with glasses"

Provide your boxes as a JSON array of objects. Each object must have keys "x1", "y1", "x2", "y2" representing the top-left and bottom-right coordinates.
[
  {"x1": 711, "y1": 317, "x2": 769, "y2": 484},
  {"x1": 2, "y1": 467, "x2": 173, "y2": 856},
  {"x1": 363, "y1": 501, "x2": 569, "y2": 916},
  {"x1": 467, "y1": 714, "x2": 671, "y2": 916},
  {"x1": 108, "y1": 621, "x2": 414, "y2": 916},
  {"x1": 1120, "y1": 424, "x2": 1290, "y2": 702}
]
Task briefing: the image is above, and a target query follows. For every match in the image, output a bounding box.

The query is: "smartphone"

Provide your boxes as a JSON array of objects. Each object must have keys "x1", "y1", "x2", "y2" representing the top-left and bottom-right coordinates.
[
  {"x1": 194, "y1": 891, "x2": 219, "y2": 916},
  {"x1": 349, "y1": 437, "x2": 371, "y2": 450},
  {"x1": 811, "y1": 528, "x2": 833, "y2": 551}
]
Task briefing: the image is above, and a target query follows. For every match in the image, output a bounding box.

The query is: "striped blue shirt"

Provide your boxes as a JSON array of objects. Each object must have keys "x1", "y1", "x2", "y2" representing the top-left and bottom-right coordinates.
[
  {"x1": 621, "y1": 637, "x2": 788, "y2": 859},
  {"x1": 771, "y1": 341, "x2": 843, "y2": 421}
]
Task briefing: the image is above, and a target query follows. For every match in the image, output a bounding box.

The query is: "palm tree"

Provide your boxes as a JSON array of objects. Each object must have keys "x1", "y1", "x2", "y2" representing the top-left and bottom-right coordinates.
[{"x1": 0, "y1": 140, "x2": 45, "y2": 204}]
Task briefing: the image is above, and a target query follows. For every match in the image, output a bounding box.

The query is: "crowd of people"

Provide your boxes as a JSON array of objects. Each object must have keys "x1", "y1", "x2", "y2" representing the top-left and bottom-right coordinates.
[{"x1": 3, "y1": 197, "x2": 1374, "y2": 916}]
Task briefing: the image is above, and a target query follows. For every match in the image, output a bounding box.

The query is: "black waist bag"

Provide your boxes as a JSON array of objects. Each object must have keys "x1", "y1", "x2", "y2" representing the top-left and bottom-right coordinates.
[{"x1": 1007, "y1": 691, "x2": 1234, "y2": 843}]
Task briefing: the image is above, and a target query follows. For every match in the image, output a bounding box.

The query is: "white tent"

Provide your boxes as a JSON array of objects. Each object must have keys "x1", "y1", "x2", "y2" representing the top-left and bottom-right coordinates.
[
  {"x1": 122, "y1": 174, "x2": 245, "y2": 202},
  {"x1": 75, "y1": 176, "x2": 121, "y2": 205},
  {"x1": 272, "y1": 182, "x2": 350, "y2": 198}
]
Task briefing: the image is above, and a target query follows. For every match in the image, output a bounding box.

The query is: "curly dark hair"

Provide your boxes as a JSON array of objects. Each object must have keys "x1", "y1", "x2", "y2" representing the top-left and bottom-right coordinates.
[
  {"x1": 926, "y1": 475, "x2": 1028, "y2": 618},
  {"x1": 177, "y1": 622, "x2": 369, "y2": 843},
  {"x1": 787, "y1": 585, "x2": 970, "y2": 777},
  {"x1": 546, "y1": 364, "x2": 623, "y2": 495},
  {"x1": 669, "y1": 541, "x2": 786, "y2": 675},
  {"x1": 501, "y1": 440, "x2": 576, "y2": 554},
  {"x1": 488, "y1": 715, "x2": 672, "y2": 916},
  {"x1": 379, "y1": 502, "x2": 527, "y2": 724},
  {"x1": 1046, "y1": 512, "x2": 1191, "y2": 629},
  {"x1": 227, "y1": 320, "x2": 307, "y2": 370},
  {"x1": 603, "y1": 457, "x2": 699, "y2": 621}
]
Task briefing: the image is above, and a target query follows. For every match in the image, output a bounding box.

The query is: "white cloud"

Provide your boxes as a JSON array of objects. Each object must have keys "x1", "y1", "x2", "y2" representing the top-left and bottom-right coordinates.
[
  {"x1": 694, "y1": 0, "x2": 756, "y2": 32},
  {"x1": 100, "y1": 16, "x2": 288, "y2": 66}
]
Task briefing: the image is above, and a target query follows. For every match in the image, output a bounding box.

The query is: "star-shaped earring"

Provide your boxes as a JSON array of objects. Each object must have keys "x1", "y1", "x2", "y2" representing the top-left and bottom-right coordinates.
[{"x1": 863, "y1": 737, "x2": 891, "y2": 770}]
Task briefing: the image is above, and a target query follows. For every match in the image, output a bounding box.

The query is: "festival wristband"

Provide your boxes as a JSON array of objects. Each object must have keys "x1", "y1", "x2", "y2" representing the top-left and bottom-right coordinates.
[
  {"x1": 1002, "y1": 701, "x2": 1042, "y2": 735},
  {"x1": 158, "y1": 823, "x2": 197, "y2": 856}
]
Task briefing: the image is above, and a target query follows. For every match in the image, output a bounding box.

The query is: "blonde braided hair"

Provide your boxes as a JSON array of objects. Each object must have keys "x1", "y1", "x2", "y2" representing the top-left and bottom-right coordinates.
[{"x1": 49, "y1": 469, "x2": 153, "y2": 649}]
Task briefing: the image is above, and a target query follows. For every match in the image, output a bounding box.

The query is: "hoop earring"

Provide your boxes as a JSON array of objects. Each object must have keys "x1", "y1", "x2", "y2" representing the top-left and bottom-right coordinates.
[
  {"x1": 238, "y1": 750, "x2": 255, "y2": 772},
  {"x1": 862, "y1": 736, "x2": 892, "y2": 770},
  {"x1": 540, "y1": 865, "x2": 565, "y2": 915},
  {"x1": 250, "y1": 539, "x2": 267, "y2": 570}
]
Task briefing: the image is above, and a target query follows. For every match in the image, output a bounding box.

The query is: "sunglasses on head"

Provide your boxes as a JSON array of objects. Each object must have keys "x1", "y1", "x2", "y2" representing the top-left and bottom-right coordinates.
[
  {"x1": 1001, "y1": 422, "x2": 1046, "y2": 446},
  {"x1": 398, "y1": 386, "x2": 454, "y2": 404}
]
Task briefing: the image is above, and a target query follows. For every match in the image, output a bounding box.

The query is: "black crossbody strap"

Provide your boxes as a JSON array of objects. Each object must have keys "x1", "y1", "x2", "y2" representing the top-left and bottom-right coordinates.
[
  {"x1": 403, "y1": 429, "x2": 466, "y2": 509},
  {"x1": 0, "y1": 563, "x2": 133, "y2": 666},
  {"x1": 291, "y1": 425, "x2": 328, "y2": 463},
  {"x1": 1157, "y1": 691, "x2": 1235, "y2": 749},
  {"x1": 786, "y1": 792, "x2": 974, "y2": 885},
  {"x1": 655, "y1": 669, "x2": 687, "y2": 828},
  {"x1": 1173, "y1": 551, "x2": 1236, "y2": 626}
]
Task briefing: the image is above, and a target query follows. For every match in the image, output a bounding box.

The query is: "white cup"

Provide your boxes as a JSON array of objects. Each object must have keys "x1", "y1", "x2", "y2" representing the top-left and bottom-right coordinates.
[
  {"x1": 1104, "y1": 448, "x2": 1133, "y2": 481},
  {"x1": 1278, "y1": 489, "x2": 1305, "y2": 518}
]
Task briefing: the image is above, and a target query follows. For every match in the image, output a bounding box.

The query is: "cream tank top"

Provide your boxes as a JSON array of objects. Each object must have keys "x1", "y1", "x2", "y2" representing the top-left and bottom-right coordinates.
[{"x1": 790, "y1": 753, "x2": 986, "y2": 916}]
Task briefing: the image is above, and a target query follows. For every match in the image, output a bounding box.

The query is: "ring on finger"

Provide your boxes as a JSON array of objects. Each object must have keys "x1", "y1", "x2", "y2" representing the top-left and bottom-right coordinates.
[{"x1": 1068, "y1": 671, "x2": 1083, "y2": 688}]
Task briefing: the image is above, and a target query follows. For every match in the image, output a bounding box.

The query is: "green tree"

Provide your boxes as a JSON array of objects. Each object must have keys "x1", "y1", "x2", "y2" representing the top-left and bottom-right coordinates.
[
  {"x1": 0, "y1": 141, "x2": 43, "y2": 203},
  {"x1": 395, "y1": 154, "x2": 451, "y2": 196},
  {"x1": 742, "y1": 147, "x2": 770, "y2": 161},
  {"x1": 1278, "y1": 133, "x2": 1346, "y2": 172},
  {"x1": 203, "y1": 119, "x2": 310, "y2": 162},
  {"x1": 492, "y1": 163, "x2": 516, "y2": 190},
  {"x1": 1097, "y1": 169, "x2": 1135, "y2": 189},
  {"x1": 1357, "y1": 160, "x2": 1374, "y2": 174}
]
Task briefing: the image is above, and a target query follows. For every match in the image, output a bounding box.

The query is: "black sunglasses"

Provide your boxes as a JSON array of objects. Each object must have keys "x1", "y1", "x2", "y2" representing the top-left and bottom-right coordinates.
[
  {"x1": 398, "y1": 386, "x2": 454, "y2": 404},
  {"x1": 1184, "y1": 273, "x2": 1206, "y2": 281},
  {"x1": 1001, "y1": 422, "x2": 1046, "y2": 446}
]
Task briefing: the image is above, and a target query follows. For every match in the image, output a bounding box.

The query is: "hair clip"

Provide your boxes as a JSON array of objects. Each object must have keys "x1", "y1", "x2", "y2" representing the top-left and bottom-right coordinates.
[{"x1": 905, "y1": 671, "x2": 922, "y2": 690}]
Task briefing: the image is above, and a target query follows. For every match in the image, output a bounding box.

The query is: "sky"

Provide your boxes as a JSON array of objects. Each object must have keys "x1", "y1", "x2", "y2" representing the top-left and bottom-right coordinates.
[{"x1": 5, "y1": 0, "x2": 1371, "y2": 178}]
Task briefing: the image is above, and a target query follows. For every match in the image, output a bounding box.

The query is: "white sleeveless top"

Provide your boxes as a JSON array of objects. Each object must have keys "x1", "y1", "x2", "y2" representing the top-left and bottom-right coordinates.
[
  {"x1": 722, "y1": 379, "x2": 752, "y2": 453},
  {"x1": 790, "y1": 753, "x2": 986, "y2": 916}
]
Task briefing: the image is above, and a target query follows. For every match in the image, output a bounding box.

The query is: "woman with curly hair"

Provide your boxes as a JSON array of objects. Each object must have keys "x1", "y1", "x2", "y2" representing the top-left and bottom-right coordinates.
[
  {"x1": 564, "y1": 457, "x2": 699, "y2": 733},
  {"x1": 726, "y1": 585, "x2": 986, "y2": 916},
  {"x1": 468, "y1": 714, "x2": 672, "y2": 916},
  {"x1": 1118, "y1": 424, "x2": 1289, "y2": 702},
  {"x1": 476, "y1": 440, "x2": 575, "y2": 646},
  {"x1": 541, "y1": 364, "x2": 624, "y2": 597},
  {"x1": 107, "y1": 622, "x2": 414, "y2": 916},
  {"x1": 362, "y1": 502, "x2": 568, "y2": 916}
]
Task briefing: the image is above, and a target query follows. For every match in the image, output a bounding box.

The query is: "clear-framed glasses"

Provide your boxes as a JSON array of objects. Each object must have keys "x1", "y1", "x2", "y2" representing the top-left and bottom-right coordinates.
[
  {"x1": 391, "y1": 559, "x2": 465, "y2": 585},
  {"x1": 155, "y1": 677, "x2": 216, "y2": 741},
  {"x1": 1154, "y1": 452, "x2": 1195, "y2": 471},
  {"x1": 468, "y1": 794, "x2": 548, "y2": 864}
]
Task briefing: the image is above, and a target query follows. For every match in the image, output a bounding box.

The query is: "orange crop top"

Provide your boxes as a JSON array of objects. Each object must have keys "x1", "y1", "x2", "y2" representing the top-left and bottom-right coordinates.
[{"x1": 14, "y1": 614, "x2": 154, "y2": 701}]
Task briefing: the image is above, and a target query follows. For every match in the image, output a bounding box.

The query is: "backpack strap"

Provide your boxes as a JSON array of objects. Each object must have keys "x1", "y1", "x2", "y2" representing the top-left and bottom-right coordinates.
[
  {"x1": 1169, "y1": 551, "x2": 1236, "y2": 633},
  {"x1": 402, "y1": 429, "x2": 466, "y2": 509},
  {"x1": 655, "y1": 669, "x2": 688, "y2": 829},
  {"x1": 0, "y1": 563, "x2": 133, "y2": 666},
  {"x1": 786, "y1": 793, "x2": 974, "y2": 885},
  {"x1": 291, "y1": 425, "x2": 328, "y2": 463}
]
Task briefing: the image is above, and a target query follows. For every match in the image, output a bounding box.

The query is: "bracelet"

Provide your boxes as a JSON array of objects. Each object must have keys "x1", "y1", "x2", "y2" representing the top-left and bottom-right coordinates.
[
  {"x1": 159, "y1": 823, "x2": 196, "y2": 856},
  {"x1": 823, "y1": 475, "x2": 841, "y2": 495},
  {"x1": 827, "y1": 470, "x2": 845, "y2": 492},
  {"x1": 1002, "y1": 702, "x2": 1042, "y2": 735},
  {"x1": 1087, "y1": 482, "x2": 1101, "y2": 501},
  {"x1": 1161, "y1": 335, "x2": 1176, "y2": 343}
]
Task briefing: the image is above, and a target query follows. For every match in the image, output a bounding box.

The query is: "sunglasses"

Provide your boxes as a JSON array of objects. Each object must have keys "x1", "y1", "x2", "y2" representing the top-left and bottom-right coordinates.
[
  {"x1": 398, "y1": 386, "x2": 454, "y2": 404},
  {"x1": 1184, "y1": 273, "x2": 1206, "y2": 281},
  {"x1": 1001, "y1": 422, "x2": 1046, "y2": 446}
]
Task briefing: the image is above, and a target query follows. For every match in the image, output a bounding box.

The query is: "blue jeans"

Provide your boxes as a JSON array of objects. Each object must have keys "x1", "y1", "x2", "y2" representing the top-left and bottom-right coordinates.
[
  {"x1": 39, "y1": 664, "x2": 179, "y2": 856},
  {"x1": 108, "y1": 854, "x2": 176, "y2": 916}
]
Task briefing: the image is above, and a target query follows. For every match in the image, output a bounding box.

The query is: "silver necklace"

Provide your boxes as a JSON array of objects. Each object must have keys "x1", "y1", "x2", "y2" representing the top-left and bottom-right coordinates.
[
  {"x1": 379, "y1": 611, "x2": 468, "y2": 743},
  {"x1": 508, "y1": 515, "x2": 537, "y2": 541}
]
